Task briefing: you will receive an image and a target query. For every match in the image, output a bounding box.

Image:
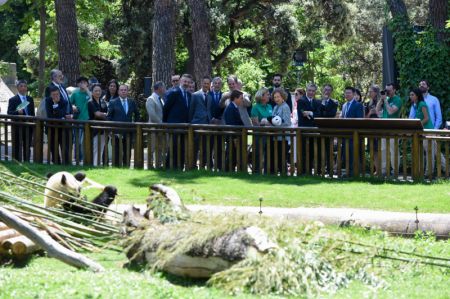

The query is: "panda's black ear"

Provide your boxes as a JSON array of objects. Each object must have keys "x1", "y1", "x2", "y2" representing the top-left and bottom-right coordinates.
[
  {"x1": 74, "y1": 172, "x2": 86, "y2": 182},
  {"x1": 61, "y1": 174, "x2": 67, "y2": 185},
  {"x1": 46, "y1": 173, "x2": 54, "y2": 179}
]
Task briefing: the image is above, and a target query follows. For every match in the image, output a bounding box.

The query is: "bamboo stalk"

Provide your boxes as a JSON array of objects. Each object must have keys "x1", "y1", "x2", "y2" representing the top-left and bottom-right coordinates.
[{"x1": 0, "y1": 207, "x2": 105, "y2": 272}]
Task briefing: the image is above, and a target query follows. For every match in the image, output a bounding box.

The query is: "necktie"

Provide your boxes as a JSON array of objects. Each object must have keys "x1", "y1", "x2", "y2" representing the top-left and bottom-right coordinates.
[
  {"x1": 21, "y1": 96, "x2": 28, "y2": 115},
  {"x1": 182, "y1": 90, "x2": 188, "y2": 107},
  {"x1": 215, "y1": 92, "x2": 219, "y2": 103},
  {"x1": 122, "y1": 100, "x2": 128, "y2": 114},
  {"x1": 204, "y1": 93, "x2": 208, "y2": 105}
]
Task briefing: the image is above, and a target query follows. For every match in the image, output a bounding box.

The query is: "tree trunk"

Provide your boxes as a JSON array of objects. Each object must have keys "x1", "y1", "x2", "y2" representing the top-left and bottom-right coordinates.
[
  {"x1": 386, "y1": 0, "x2": 409, "y2": 20},
  {"x1": 54, "y1": 0, "x2": 80, "y2": 87},
  {"x1": 152, "y1": 0, "x2": 177, "y2": 87},
  {"x1": 428, "y1": 0, "x2": 448, "y2": 43},
  {"x1": 187, "y1": 0, "x2": 212, "y2": 86},
  {"x1": 38, "y1": 0, "x2": 46, "y2": 97}
]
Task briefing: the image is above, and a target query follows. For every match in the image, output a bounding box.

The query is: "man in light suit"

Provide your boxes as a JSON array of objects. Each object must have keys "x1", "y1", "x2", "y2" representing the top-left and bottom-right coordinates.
[
  {"x1": 341, "y1": 86, "x2": 364, "y2": 176},
  {"x1": 146, "y1": 81, "x2": 166, "y2": 166},
  {"x1": 107, "y1": 84, "x2": 140, "y2": 166},
  {"x1": 189, "y1": 76, "x2": 214, "y2": 168},
  {"x1": 163, "y1": 73, "x2": 193, "y2": 168},
  {"x1": 7, "y1": 80, "x2": 35, "y2": 161}
]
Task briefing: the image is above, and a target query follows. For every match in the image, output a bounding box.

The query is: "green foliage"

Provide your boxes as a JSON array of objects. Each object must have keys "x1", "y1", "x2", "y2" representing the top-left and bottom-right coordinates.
[{"x1": 389, "y1": 17, "x2": 450, "y2": 120}]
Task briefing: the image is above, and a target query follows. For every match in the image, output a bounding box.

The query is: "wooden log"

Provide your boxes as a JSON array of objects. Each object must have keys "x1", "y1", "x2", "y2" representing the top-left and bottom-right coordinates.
[
  {"x1": 142, "y1": 226, "x2": 277, "y2": 279},
  {"x1": 0, "y1": 229, "x2": 20, "y2": 242},
  {"x1": 3, "y1": 235, "x2": 40, "y2": 256},
  {"x1": 0, "y1": 207, "x2": 104, "y2": 272},
  {"x1": 0, "y1": 222, "x2": 9, "y2": 231}
]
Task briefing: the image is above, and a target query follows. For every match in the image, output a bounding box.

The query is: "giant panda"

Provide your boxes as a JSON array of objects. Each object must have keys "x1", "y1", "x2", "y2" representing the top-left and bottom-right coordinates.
[{"x1": 44, "y1": 172, "x2": 85, "y2": 208}]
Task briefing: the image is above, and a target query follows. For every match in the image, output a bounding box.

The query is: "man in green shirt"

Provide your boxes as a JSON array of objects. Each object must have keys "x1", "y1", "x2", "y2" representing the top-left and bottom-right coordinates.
[
  {"x1": 70, "y1": 76, "x2": 91, "y2": 161},
  {"x1": 376, "y1": 83, "x2": 402, "y2": 176}
]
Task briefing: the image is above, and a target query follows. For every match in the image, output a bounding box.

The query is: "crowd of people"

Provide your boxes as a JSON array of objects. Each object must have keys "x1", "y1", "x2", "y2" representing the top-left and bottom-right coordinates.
[{"x1": 6, "y1": 69, "x2": 448, "y2": 176}]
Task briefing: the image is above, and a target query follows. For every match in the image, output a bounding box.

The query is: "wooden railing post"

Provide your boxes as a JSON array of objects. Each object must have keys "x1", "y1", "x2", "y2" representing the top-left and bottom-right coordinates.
[
  {"x1": 241, "y1": 128, "x2": 248, "y2": 172},
  {"x1": 353, "y1": 130, "x2": 360, "y2": 178},
  {"x1": 34, "y1": 119, "x2": 43, "y2": 163},
  {"x1": 412, "y1": 132, "x2": 420, "y2": 181},
  {"x1": 83, "y1": 122, "x2": 92, "y2": 166},
  {"x1": 187, "y1": 125, "x2": 195, "y2": 170},
  {"x1": 135, "y1": 124, "x2": 144, "y2": 169}
]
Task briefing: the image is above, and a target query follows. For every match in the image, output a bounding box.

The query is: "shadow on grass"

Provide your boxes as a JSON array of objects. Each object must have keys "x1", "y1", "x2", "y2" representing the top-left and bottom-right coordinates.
[
  {"x1": 1, "y1": 161, "x2": 442, "y2": 190},
  {"x1": 123, "y1": 260, "x2": 207, "y2": 287}
]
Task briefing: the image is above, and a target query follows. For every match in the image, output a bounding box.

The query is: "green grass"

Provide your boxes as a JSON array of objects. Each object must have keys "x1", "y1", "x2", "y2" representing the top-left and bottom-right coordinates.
[
  {"x1": 0, "y1": 227, "x2": 448, "y2": 299},
  {"x1": 1, "y1": 161, "x2": 449, "y2": 213}
]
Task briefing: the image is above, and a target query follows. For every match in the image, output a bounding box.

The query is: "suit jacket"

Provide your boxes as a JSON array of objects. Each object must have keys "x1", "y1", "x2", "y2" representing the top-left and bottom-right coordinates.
[
  {"x1": 106, "y1": 98, "x2": 140, "y2": 122},
  {"x1": 7, "y1": 94, "x2": 35, "y2": 116},
  {"x1": 209, "y1": 90, "x2": 223, "y2": 119},
  {"x1": 189, "y1": 90, "x2": 213, "y2": 124},
  {"x1": 163, "y1": 87, "x2": 191, "y2": 123},
  {"x1": 224, "y1": 103, "x2": 244, "y2": 126},
  {"x1": 45, "y1": 97, "x2": 68, "y2": 119},
  {"x1": 321, "y1": 98, "x2": 338, "y2": 118},
  {"x1": 45, "y1": 82, "x2": 73, "y2": 114},
  {"x1": 269, "y1": 87, "x2": 293, "y2": 112},
  {"x1": 146, "y1": 93, "x2": 164, "y2": 123},
  {"x1": 297, "y1": 96, "x2": 322, "y2": 127},
  {"x1": 341, "y1": 100, "x2": 364, "y2": 118}
]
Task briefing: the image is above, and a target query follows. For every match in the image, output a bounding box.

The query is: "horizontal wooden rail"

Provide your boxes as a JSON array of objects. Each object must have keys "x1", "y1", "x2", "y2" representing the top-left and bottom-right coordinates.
[{"x1": 0, "y1": 115, "x2": 448, "y2": 181}]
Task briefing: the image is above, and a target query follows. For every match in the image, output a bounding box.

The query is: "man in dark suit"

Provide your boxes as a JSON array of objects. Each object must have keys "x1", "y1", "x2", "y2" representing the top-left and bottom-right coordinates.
[
  {"x1": 163, "y1": 73, "x2": 193, "y2": 169},
  {"x1": 7, "y1": 80, "x2": 35, "y2": 161},
  {"x1": 189, "y1": 76, "x2": 214, "y2": 168},
  {"x1": 297, "y1": 83, "x2": 322, "y2": 174},
  {"x1": 341, "y1": 86, "x2": 364, "y2": 176},
  {"x1": 44, "y1": 69, "x2": 73, "y2": 117},
  {"x1": 319, "y1": 84, "x2": 338, "y2": 174},
  {"x1": 107, "y1": 84, "x2": 140, "y2": 166},
  {"x1": 224, "y1": 90, "x2": 244, "y2": 171},
  {"x1": 269, "y1": 74, "x2": 293, "y2": 112},
  {"x1": 208, "y1": 76, "x2": 224, "y2": 169},
  {"x1": 45, "y1": 86, "x2": 70, "y2": 164}
]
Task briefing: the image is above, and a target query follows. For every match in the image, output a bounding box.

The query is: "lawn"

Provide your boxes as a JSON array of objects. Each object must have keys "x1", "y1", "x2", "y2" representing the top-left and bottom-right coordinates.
[
  {"x1": 1, "y1": 161, "x2": 449, "y2": 213},
  {"x1": 0, "y1": 227, "x2": 448, "y2": 299},
  {"x1": 0, "y1": 161, "x2": 449, "y2": 298}
]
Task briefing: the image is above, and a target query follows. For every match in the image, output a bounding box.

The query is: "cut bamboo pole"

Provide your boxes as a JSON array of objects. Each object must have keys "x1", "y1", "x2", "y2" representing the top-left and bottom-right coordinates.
[
  {"x1": 0, "y1": 229, "x2": 20, "y2": 242},
  {"x1": 0, "y1": 207, "x2": 104, "y2": 272},
  {"x1": 0, "y1": 222, "x2": 8, "y2": 231},
  {"x1": 3, "y1": 235, "x2": 40, "y2": 256}
]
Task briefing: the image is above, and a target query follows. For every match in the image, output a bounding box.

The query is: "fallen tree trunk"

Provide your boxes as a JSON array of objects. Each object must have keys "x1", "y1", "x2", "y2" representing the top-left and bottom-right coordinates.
[
  {"x1": 122, "y1": 183, "x2": 277, "y2": 278},
  {"x1": 0, "y1": 207, "x2": 104, "y2": 272}
]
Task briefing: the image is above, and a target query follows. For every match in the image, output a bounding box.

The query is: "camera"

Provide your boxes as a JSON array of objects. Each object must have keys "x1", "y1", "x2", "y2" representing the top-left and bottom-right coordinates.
[{"x1": 380, "y1": 90, "x2": 386, "y2": 96}]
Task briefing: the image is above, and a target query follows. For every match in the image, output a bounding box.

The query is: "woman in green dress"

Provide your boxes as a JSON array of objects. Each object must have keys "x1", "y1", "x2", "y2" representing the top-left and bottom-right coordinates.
[
  {"x1": 409, "y1": 88, "x2": 434, "y2": 175},
  {"x1": 409, "y1": 88, "x2": 433, "y2": 129},
  {"x1": 250, "y1": 87, "x2": 273, "y2": 173}
]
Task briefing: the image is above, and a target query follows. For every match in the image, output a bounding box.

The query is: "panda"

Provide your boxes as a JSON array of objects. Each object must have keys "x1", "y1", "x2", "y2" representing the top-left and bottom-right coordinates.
[{"x1": 43, "y1": 172, "x2": 85, "y2": 208}]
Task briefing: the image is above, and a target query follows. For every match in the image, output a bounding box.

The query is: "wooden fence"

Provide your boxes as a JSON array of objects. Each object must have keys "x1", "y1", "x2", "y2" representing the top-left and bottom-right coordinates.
[{"x1": 0, "y1": 115, "x2": 449, "y2": 181}]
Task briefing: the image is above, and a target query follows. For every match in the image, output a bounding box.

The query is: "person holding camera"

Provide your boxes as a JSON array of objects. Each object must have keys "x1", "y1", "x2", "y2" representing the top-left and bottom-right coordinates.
[{"x1": 376, "y1": 83, "x2": 402, "y2": 176}]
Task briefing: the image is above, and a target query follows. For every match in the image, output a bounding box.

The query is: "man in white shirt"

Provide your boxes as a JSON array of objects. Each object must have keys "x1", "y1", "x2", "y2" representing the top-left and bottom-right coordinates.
[{"x1": 415, "y1": 80, "x2": 446, "y2": 175}]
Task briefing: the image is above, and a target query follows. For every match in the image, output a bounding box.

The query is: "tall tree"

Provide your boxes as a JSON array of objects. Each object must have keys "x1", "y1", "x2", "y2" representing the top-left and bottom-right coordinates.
[
  {"x1": 38, "y1": 0, "x2": 46, "y2": 95},
  {"x1": 428, "y1": 0, "x2": 448, "y2": 43},
  {"x1": 188, "y1": 0, "x2": 212, "y2": 86},
  {"x1": 152, "y1": 0, "x2": 177, "y2": 87},
  {"x1": 54, "y1": 0, "x2": 80, "y2": 86}
]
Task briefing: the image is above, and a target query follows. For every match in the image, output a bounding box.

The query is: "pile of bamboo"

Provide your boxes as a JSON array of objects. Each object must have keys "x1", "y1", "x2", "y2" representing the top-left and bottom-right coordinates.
[{"x1": 0, "y1": 221, "x2": 41, "y2": 259}]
